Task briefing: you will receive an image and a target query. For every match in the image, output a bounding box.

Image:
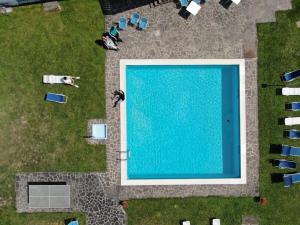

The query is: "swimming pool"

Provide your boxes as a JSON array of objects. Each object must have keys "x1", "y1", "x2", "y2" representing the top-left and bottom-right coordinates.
[{"x1": 120, "y1": 59, "x2": 246, "y2": 185}]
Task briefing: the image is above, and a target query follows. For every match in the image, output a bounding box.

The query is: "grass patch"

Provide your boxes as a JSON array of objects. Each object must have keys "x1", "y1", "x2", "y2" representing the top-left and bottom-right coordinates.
[
  {"x1": 0, "y1": 211, "x2": 86, "y2": 225},
  {"x1": 0, "y1": 0, "x2": 105, "y2": 223},
  {"x1": 126, "y1": 1, "x2": 300, "y2": 225}
]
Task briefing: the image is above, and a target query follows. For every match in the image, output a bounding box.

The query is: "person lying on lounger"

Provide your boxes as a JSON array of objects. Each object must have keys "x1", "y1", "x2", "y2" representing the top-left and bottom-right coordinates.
[
  {"x1": 102, "y1": 35, "x2": 119, "y2": 51},
  {"x1": 43, "y1": 75, "x2": 80, "y2": 88}
]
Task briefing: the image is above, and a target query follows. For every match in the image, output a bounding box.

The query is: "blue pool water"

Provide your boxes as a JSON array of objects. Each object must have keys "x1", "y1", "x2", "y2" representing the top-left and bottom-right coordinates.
[{"x1": 125, "y1": 65, "x2": 240, "y2": 179}]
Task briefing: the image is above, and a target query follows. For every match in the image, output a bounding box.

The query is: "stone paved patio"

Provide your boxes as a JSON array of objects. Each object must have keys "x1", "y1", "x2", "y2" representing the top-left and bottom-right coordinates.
[
  {"x1": 15, "y1": 0, "x2": 293, "y2": 224},
  {"x1": 16, "y1": 172, "x2": 127, "y2": 225},
  {"x1": 104, "y1": 0, "x2": 292, "y2": 199}
]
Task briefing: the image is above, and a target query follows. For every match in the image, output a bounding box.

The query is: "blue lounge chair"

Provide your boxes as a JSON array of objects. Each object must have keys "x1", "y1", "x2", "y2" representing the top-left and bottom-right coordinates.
[
  {"x1": 274, "y1": 159, "x2": 296, "y2": 169},
  {"x1": 118, "y1": 17, "x2": 127, "y2": 30},
  {"x1": 138, "y1": 17, "x2": 149, "y2": 30},
  {"x1": 130, "y1": 12, "x2": 140, "y2": 26},
  {"x1": 193, "y1": 0, "x2": 209, "y2": 4},
  {"x1": 285, "y1": 129, "x2": 300, "y2": 139},
  {"x1": 45, "y1": 93, "x2": 67, "y2": 103},
  {"x1": 283, "y1": 173, "x2": 300, "y2": 187},
  {"x1": 281, "y1": 145, "x2": 300, "y2": 156},
  {"x1": 281, "y1": 69, "x2": 300, "y2": 82},
  {"x1": 286, "y1": 102, "x2": 300, "y2": 111},
  {"x1": 179, "y1": 0, "x2": 189, "y2": 7},
  {"x1": 68, "y1": 220, "x2": 79, "y2": 225}
]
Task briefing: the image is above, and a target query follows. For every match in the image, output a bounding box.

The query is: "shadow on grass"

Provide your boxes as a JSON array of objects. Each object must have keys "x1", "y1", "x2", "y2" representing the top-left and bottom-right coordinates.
[
  {"x1": 271, "y1": 173, "x2": 283, "y2": 183},
  {"x1": 276, "y1": 88, "x2": 283, "y2": 95},
  {"x1": 261, "y1": 83, "x2": 285, "y2": 88},
  {"x1": 95, "y1": 39, "x2": 105, "y2": 47},
  {"x1": 270, "y1": 144, "x2": 282, "y2": 154},
  {"x1": 209, "y1": 217, "x2": 220, "y2": 224},
  {"x1": 82, "y1": 135, "x2": 93, "y2": 139},
  {"x1": 283, "y1": 130, "x2": 289, "y2": 138},
  {"x1": 95, "y1": 32, "x2": 112, "y2": 47},
  {"x1": 179, "y1": 219, "x2": 189, "y2": 225},
  {"x1": 278, "y1": 118, "x2": 285, "y2": 125},
  {"x1": 253, "y1": 196, "x2": 261, "y2": 203},
  {"x1": 285, "y1": 102, "x2": 291, "y2": 110}
]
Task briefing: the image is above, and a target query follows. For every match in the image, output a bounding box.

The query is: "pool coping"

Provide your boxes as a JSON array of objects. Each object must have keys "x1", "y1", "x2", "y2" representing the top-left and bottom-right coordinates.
[{"x1": 119, "y1": 59, "x2": 246, "y2": 186}]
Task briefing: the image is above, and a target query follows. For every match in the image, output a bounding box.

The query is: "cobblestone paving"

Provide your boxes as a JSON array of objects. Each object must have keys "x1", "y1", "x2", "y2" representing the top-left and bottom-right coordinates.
[{"x1": 15, "y1": 173, "x2": 127, "y2": 225}]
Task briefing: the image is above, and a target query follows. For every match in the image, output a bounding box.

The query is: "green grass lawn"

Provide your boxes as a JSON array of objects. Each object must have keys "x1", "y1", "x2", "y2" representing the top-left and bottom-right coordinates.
[
  {"x1": 0, "y1": 0, "x2": 105, "y2": 224},
  {"x1": 1, "y1": 0, "x2": 300, "y2": 225},
  {"x1": 126, "y1": 1, "x2": 300, "y2": 225},
  {"x1": 0, "y1": 212, "x2": 86, "y2": 225}
]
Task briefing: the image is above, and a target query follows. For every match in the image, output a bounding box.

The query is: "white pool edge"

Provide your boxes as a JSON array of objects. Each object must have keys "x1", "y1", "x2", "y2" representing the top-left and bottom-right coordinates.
[{"x1": 120, "y1": 59, "x2": 246, "y2": 186}]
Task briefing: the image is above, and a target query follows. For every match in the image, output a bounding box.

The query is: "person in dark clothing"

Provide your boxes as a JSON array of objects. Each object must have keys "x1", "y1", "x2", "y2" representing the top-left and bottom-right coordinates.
[
  {"x1": 152, "y1": 0, "x2": 161, "y2": 7},
  {"x1": 112, "y1": 90, "x2": 125, "y2": 107},
  {"x1": 109, "y1": 26, "x2": 123, "y2": 43}
]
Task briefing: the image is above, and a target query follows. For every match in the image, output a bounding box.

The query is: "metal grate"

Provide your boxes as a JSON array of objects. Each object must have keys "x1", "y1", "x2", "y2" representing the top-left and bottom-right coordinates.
[{"x1": 28, "y1": 185, "x2": 70, "y2": 208}]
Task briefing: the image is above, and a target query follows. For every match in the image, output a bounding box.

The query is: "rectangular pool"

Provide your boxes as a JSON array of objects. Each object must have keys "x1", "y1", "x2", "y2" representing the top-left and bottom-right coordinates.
[{"x1": 120, "y1": 59, "x2": 246, "y2": 185}]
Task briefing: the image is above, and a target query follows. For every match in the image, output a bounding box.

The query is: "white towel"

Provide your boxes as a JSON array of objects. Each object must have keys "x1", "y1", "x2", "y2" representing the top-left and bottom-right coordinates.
[
  {"x1": 282, "y1": 88, "x2": 300, "y2": 96},
  {"x1": 285, "y1": 117, "x2": 300, "y2": 126}
]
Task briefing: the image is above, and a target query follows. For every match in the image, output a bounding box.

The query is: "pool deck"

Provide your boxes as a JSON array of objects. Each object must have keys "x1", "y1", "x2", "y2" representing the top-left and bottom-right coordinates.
[
  {"x1": 104, "y1": 0, "x2": 292, "y2": 199},
  {"x1": 119, "y1": 59, "x2": 247, "y2": 186}
]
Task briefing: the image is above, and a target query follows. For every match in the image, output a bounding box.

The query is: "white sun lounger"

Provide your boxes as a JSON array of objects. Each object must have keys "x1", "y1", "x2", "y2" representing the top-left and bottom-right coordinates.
[
  {"x1": 186, "y1": 1, "x2": 201, "y2": 16},
  {"x1": 285, "y1": 117, "x2": 300, "y2": 126},
  {"x1": 212, "y1": 219, "x2": 221, "y2": 225},
  {"x1": 282, "y1": 88, "x2": 300, "y2": 96},
  {"x1": 43, "y1": 75, "x2": 80, "y2": 88},
  {"x1": 231, "y1": 0, "x2": 241, "y2": 4},
  {"x1": 182, "y1": 221, "x2": 191, "y2": 225}
]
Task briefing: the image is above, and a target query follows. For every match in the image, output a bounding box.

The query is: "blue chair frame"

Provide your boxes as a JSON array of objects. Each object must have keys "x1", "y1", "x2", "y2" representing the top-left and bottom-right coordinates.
[
  {"x1": 130, "y1": 12, "x2": 140, "y2": 26},
  {"x1": 286, "y1": 102, "x2": 300, "y2": 111},
  {"x1": 179, "y1": 0, "x2": 189, "y2": 7},
  {"x1": 118, "y1": 17, "x2": 127, "y2": 30},
  {"x1": 284, "y1": 173, "x2": 300, "y2": 187},
  {"x1": 274, "y1": 159, "x2": 296, "y2": 169},
  {"x1": 285, "y1": 129, "x2": 300, "y2": 139},
  {"x1": 138, "y1": 17, "x2": 149, "y2": 30},
  {"x1": 281, "y1": 69, "x2": 300, "y2": 82},
  {"x1": 45, "y1": 93, "x2": 67, "y2": 104},
  {"x1": 281, "y1": 145, "x2": 300, "y2": 157}
]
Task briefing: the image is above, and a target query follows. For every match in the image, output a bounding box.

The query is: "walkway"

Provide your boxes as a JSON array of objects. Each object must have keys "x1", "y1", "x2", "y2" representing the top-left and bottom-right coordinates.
[
  {"x1": 104, "y1": 0, "x2": 292, "y2": 199},
  {"x1": 16, "y1": 172, "x2": 127, "y2": 225}
]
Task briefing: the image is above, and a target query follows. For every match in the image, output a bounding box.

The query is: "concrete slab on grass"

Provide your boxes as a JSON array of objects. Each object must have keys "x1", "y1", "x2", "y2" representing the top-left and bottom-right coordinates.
[{"x1": 43, "y1": 1, "x2": 61, "y2": 12}]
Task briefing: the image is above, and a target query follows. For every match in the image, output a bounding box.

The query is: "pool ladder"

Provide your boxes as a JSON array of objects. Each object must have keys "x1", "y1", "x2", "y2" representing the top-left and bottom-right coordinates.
[{"x1": 117, "y1": 150, "x2": 131, "y2": 161}]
